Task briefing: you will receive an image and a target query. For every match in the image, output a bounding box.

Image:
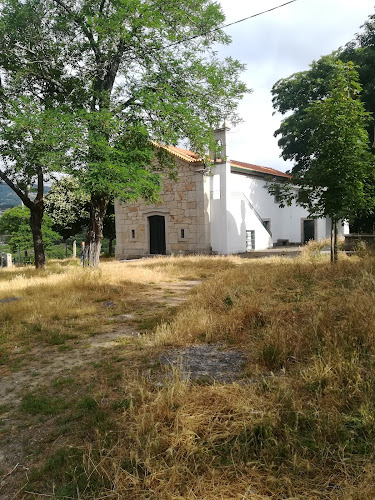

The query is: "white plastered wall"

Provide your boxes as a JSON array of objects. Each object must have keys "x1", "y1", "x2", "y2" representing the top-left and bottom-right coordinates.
[{"x1": 210, "y1": 171, "x2": 348, "y2": 253}]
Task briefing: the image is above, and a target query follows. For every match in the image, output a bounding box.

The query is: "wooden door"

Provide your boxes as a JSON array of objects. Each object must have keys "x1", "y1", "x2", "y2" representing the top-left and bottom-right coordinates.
[
  {"x1": 303, "y1": 219, "x2": 315, "y2": 243},
  {"x1": 149, "y1": 215, "x2": 166, "y2": 254}
]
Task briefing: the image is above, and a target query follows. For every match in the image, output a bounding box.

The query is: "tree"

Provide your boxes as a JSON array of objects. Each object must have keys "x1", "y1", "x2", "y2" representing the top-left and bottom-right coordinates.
[
  {"x1": 45, "y1": 177, "x2": 90, "y2": 256},
  {"x1": 341, "y1": 14, "x2": 375, "y2": 125},
  {"x1": 0, "y1": 205, "x2": 61, "y2": 256},
  {"x1": 0, "y1": 0, "x2": 248, "y2": 266},
  {"x1": 271, "y1": 61, "x2": 375, "y2": 262},
  {"x1": 45, "y1": 177, "x2": 116, "y2": 258},
  {"x1": 0, "y1": 89, "x2": 83, "y2": 268}
]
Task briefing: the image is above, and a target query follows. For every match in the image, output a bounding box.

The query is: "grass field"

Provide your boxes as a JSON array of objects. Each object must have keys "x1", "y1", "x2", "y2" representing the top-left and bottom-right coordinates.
[{"x1": 1, "y1": 250, "x2": 375, "y2": 499}]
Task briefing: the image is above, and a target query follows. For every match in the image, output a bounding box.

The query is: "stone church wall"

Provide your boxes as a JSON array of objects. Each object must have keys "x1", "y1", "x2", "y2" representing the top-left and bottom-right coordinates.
[{"x1": 115, "y1": 157, "x2": 211, "y2": 259}]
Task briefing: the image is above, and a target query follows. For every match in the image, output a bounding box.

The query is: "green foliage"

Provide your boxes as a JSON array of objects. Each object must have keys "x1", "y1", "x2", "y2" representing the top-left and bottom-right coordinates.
[
  {"x1": 0, "y1": 88, "x2": 85, "y2": 266},
  {"x1": 341, "y1": 13, "x2": 375, "y2": 123},
  {"x1": 0, "y1": 206, "x2": 61, "y2": 253},
  {"x1": 0, "y1": 97, "x2": 84, "y2": 192},
  {"x1": 44, "y1": 177, "x2": 90, "y2": 240},
  {"x1": 0, "y1": 0, "x2": 248, "y2": 265},
  {"x1": 272, "y1": 13, "x2": 375, "y2": 233},
  {"x1": 21, "y1": 392, "x2": 67, "y2": 415},
  {"x1": 270, "y1": 61, "x2": 375, "y2": 224}
]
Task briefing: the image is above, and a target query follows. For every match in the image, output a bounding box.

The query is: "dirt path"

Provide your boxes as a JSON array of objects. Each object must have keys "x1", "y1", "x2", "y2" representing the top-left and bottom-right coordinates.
[
  {"x1": 0, "y1": 280, "x2": 199, "y2": 406},
  {"x1": 0, "y1": 278, "x2": 202, "y2": 499}
]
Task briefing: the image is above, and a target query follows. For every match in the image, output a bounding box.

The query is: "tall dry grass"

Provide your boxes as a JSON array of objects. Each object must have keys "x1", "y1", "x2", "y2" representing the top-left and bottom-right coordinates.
[
  {"x1": 0, "y1": 256, "x2": 240, "y2": 365},
  {"x1": 4, "y1": 254, "x2": 375, "y2": 498},
  {"x1": 81, "y1": 255, "x2": 375, "y2": 499}
]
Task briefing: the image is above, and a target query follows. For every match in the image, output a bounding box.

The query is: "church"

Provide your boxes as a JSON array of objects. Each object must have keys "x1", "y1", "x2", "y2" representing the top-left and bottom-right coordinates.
[{"x1": 115, "y1": 126, "x2": 347, "y2": 259}]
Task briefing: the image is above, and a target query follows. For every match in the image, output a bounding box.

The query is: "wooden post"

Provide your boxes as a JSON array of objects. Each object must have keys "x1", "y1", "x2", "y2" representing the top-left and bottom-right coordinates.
[
  {"x1": 72, "y1": 240, "x2": 77, "y2": 258},
  {"x1": 6, "y1": 253, "x2": 12, "y2": 267}
]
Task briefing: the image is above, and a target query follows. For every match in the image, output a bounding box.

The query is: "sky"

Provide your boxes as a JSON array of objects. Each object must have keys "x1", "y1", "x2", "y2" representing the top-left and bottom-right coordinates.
[{"x1": 216, "y1": 0, "x2": 375, "y2": 171}]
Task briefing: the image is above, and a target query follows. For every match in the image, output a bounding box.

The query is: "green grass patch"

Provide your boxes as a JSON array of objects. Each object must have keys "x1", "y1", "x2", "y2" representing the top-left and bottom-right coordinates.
[{"x1": 21, "y1": 392, "x2": 68, "y2": 416}]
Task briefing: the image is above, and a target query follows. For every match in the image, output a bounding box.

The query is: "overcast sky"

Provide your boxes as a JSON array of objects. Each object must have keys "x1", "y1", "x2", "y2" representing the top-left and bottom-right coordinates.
[{"x1": 217, "y1": 0, "x2": 375, "y2": 171}]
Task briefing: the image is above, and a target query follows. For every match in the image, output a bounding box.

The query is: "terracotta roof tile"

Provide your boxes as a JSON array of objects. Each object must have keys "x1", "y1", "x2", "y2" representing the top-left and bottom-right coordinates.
[
  {"x1": 154, "y1": 143, "x2": 290, "y2": 178},
  {"x1": 156, "y1": 144, "x2": 201, "y2": 163},
  {"x1": 230, "y1": 160, "x2": 291, "y2": 179}
]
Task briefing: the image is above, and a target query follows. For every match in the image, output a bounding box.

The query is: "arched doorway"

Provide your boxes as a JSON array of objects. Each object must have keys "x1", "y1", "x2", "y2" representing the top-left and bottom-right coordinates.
[{"x1": 149, "y1": 215, "x2": 166, "y2": 254}]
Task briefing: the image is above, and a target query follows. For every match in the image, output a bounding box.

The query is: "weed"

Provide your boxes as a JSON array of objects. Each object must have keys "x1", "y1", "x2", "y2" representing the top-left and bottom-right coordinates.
[
  {"x1": 223, "y1": 294, "x2": 234, "y2": 307},
  {"x1": 53, "y1": 376, "x2": 75, "y2": 388},
  {"x1": 260, "y1": 343, "x2": 284, "y2": 370},
  {"x1": 29, "y1": 447, "x2": 105, "y2": 498},
  {"x1": 112, "y1": 398, "x2": 134, "y2": 411},
  {"x1": 78, "y1": 395, "x2": 98, "y2": 412},
  {"x1": 21, "y1": 392, "x2": 67, "y2": 415}
]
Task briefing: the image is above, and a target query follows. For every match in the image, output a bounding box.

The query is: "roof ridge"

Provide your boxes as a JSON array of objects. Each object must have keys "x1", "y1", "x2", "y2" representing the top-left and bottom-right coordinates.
[
  {"x1": 231, "y1": 159, "x2": 291, "y2": 178},
  {"x1": 153, "y1": 143, "x2": 290, "y2": 177}
]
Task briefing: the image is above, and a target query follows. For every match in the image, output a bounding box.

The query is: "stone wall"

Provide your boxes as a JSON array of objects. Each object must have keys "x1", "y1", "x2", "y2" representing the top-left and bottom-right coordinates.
[
  {"x1": 344, "y1": 234, "x2": 375, "y2": 251},
  {"x1": 115, "y1": 157, "x2": 211, "y2": 259}
]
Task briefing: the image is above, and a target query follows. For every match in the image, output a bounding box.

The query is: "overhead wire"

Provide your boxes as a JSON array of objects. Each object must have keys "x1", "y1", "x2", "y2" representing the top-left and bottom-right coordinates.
[{"x1": 166, "y1": 0, "x2": 299, "y2": 49}]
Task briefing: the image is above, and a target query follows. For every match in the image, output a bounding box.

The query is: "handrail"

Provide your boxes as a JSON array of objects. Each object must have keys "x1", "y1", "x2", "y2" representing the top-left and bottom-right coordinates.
[{"x1": 242, "y1": 193, "x2": 272, "y2": 237}]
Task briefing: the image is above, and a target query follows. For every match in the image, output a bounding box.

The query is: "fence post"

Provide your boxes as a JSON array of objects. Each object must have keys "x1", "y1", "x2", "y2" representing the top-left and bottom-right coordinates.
[
  {"x1": 72, "y1": 240, "x2": 77, "y2": 258},
  {"x1": 6, "y1": 253, "x2": 12, "y2": 267}
]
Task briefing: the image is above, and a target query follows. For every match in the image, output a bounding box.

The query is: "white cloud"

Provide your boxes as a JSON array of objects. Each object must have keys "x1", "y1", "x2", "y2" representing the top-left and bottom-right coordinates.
[{"x1": 217, "y1": 0, "x2": 375, "y2": 171}]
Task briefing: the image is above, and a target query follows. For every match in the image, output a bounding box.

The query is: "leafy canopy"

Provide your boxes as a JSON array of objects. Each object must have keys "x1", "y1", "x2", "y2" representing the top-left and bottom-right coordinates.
[
  {"x1": 0, "y1": 91, "x2": 84, "y2": 208},
  {"x1": 44, "y1": 177, "x2": 91, "y2": 241},
  {"x1": 341, "y1": 13, "x2": 375, "y2": 118},
  {"x1": 0, "y1": 0, "x2": 249, "y2": 202},
  {"x1": 0, "y1": 206, "x2": 61, "y2": 253},
  {"x1": 271, "y1": 61, "x2": 375, "y2": 222}
]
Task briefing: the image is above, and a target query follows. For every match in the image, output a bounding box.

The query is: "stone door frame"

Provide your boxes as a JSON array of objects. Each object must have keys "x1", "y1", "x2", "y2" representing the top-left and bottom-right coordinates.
[{"x1": 142, "y1": 209, "x2": 171, "y2": 255}]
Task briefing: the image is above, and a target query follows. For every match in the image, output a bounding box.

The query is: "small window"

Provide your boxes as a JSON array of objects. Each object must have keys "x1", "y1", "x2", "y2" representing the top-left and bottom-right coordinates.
[
  {"x1": 131, "y1": 229, "x2": 135, "y2": 239},
  {"x1": 246, "y1": 230, "x2": 255, "y2": 251},
  {"x1": 181, "y1": 229, "x2": 185, "y2": 239}
]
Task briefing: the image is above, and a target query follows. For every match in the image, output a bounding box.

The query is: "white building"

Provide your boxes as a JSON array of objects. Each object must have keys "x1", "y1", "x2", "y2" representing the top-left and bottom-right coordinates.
[{"x1": 115, "y1": 127, "x2": 347, "y2": 259}]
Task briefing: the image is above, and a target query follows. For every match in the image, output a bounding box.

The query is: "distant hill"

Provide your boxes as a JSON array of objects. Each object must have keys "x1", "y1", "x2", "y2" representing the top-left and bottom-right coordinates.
[
  {"x1": 0, "y1": 184, "x2": 50, "y2": 212},
  {"x1": 0, "y1": 184, "x2": 21, "y2": 210}
]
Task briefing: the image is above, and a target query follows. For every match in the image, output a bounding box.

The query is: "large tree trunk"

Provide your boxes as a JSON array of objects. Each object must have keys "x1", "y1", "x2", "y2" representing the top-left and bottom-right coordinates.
[
  {"x1": 84, "y1": 194, "x2": 109, "y2": 267},
  {"x1": 333, "y1": 219, "x2": 338, "y2": 263},
  {"x1": 29, "y1": 204, "x2": 46, "y2": 270},
  {"x1": 331, "y1": 219, "x2": 338, "y2": 264}
]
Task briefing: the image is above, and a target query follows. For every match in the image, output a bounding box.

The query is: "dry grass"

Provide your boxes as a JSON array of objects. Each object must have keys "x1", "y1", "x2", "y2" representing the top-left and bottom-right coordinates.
[
  {"x1": 2, "y1": 253, "x2": 375, "y2": 498},
  {"x1": 300, "y1": 235, "x2": 345, "y2": 259},
  {"x1": 94, "y1": 254, "x2": 375, "y2": 499},
  {"x1": 0, "y1": 255, "x2": 240, "y2": 367}
]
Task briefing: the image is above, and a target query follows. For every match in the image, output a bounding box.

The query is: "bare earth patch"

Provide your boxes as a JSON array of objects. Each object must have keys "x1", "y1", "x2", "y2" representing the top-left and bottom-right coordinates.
[
  {"x1": 0, "y1": 280, "x2": 198, "y2": 405},
  {"x1": 160, "y1": 344, "x2": 247, "y2": 383}
]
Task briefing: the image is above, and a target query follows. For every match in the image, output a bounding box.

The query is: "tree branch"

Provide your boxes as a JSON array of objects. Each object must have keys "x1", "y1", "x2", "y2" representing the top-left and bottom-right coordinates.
[
  {"x1": 36, "y1": 167, "x2": 44, "y2": 203},
  {"x1": 0, "y1": 169, "x2": 33, "y2": 209},
  {"x1": 102, "y1": 40, "x2": 126, "y2": 92},
  {"x1": 12, "y1": 43, "x2": 67, "y2": 94},
  {"x1": 99, "y1": 0, "x2": 106, "y2": 13},
  {"x1": 51, "y1": 0, "x2": 101, "y2": 63}
]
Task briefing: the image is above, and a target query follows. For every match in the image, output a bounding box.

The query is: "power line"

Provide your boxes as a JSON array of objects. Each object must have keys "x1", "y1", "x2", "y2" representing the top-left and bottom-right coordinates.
[
  {"x1": 221, "y1": 0, "x2": 299, "y2": 30},
  {"x1": 166, "y1": 0, "x2": 299, "y2": 49}
]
